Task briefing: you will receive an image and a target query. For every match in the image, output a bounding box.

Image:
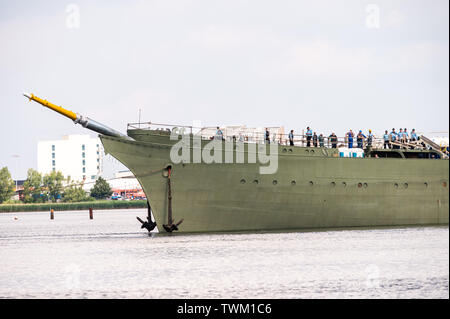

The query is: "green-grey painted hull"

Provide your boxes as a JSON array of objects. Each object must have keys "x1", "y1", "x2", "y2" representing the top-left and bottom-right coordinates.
[{"x1": 100, "y1": 131, "x2": 449, "y2": 233}]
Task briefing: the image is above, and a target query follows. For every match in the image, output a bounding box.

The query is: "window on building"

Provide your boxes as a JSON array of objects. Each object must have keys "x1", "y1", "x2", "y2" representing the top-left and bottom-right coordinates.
[
  {"x1": 83, "y1": 175, "x2": 86, "y2": 180},
  {"x1": 52, "y1": 168, "x2": 55, "y2": 172},
  {"x1": 97, "y1": 158, "x2": 99, "y2": 162},
  {"x1": 97, "y1": 166, "x2": 99, "y2": 170},
  {"x1": 82, "y1": 152, "x2": 85, "y2": 158},
  {"x1": 52, "y1": 160, "x2": 55, "y2": 166},
  {"x1": 97, "y1": 151, "x2": 99, "y2": 155},
  {"x1": 52, "y1": 145, "x2": 55, "y2": 151},
  {"x1": 91, "y1": 175, "x2": 96, "y2": 180},
  {"x1": 82, "y1": 160, "x2": 85, "y2": 166},
  {"x1": 83, "y1": 167, "x2": 86, "y2": 173},
  {"x1": 52, "y1": 153, "x2": 55, "y2": 159},
  {"x1": 82, "y1": 144, "x2": 85, "y2": 151}
]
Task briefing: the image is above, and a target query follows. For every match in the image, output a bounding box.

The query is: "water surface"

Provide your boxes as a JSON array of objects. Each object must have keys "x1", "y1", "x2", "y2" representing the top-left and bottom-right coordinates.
[{"x1": 0, "y1": 209, "x2": 448, "y2": 298}]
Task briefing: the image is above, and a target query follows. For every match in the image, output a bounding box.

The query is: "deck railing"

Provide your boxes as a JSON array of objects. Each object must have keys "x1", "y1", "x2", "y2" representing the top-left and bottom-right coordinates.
[{"x1": 127, "y1": 122, "x2": 442, "y2": 151}]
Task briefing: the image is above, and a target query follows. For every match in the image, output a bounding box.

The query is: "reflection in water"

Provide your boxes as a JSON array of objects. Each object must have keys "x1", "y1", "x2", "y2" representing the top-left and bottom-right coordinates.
[{"x1": 0, "y1": 209, "x2": 448, "y2": 298}]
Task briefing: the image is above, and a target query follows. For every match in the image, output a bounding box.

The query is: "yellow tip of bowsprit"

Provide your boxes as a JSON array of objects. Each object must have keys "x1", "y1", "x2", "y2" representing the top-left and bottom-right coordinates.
[{"x1": 22, "y1": 92, "x2": 78, "y2": 121}]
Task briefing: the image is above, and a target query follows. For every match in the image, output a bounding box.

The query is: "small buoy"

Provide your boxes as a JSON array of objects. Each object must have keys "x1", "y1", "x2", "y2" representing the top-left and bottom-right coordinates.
[{"x1": 14, "y1": 216, "x2": 18, "y2": 220}]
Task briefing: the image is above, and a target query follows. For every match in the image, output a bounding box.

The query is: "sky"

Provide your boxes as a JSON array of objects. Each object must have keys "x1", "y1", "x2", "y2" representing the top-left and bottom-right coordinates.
[{"x1": 0, "y1": 0, "x2": 448, "y2": 179}]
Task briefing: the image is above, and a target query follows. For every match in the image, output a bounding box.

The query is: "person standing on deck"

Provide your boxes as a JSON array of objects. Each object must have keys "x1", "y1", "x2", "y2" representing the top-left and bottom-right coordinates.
[
  {"x1": 411, "y1": 129, "x2": 418, "y2": 141},
  {"x1": 367, "y1": 130, "x2": 374, "y2": 148},
  {"x1": 383, "y1": 130, "x2": 390, "y2": 149},
  {"x1": 265, "y1": 128, "x2": 270, "y2": 144},
  {"x1": 329, "y1": 132, "x2": 338, "y2": 148},
  {"x1": 288, "y1": 130, "x2": 294, "y2": 146},
  {"x1": 399, "y1": 128, "x2": 404, "y2": 143},
  {"x1": 403, "y1": 128, "x2": 409, "y2": 143},
  {"x1": 306, "y1": 127, "x2": 313, "y2": 147},
  {"x1": 313, "y1": 132, "x2": 318, "y2": 147},
  {"x1": 215, "y1": 127, "x2": 224, "y2": 141},
  {"x1": 319, "y1": 134, "x2": 325, "y2": 147},
  {"x1": 390, "y1": 128, "x2": 398, "y2": 149},
  {"x1": 357, "y1": 130, "x2": 366, "y2": 149},
  {"x1": 346, "y1": 130, "x2": 354, "y2": 148}
]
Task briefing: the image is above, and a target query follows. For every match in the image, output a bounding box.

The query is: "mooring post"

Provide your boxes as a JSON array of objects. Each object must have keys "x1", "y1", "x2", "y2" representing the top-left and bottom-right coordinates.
[
  {"x1": 50, "y1": 208, "x2": 54, "y2": 220},
  {"x1": 89, "y1": 207, "x2": 93, "y2": 220}
]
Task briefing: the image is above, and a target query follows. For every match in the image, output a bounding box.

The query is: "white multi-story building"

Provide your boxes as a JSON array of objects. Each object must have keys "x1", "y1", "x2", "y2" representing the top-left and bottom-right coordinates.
[{"x1": 37, "y1": 135, "x2": 103, "y2": 182}]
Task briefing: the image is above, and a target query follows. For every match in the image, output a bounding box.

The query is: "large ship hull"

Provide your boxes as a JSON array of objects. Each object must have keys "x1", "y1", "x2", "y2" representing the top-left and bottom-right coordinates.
[{"x1": 100, "y1": 132, "x2": 449, "y2": 233}]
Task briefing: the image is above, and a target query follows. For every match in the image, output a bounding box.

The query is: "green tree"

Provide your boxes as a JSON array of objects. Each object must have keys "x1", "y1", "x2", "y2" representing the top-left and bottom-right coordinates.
[
  {"x1": 22, "y1": 169, "x2": 43, "y2": 203},
  {"x1": 62, "y1": 177, "x2": 91, "y2": 202},
  {"x1": 63, "y1": 186, "x2": 92, "y2": 202},
  {"x1": 90, "y1": 177, "x2": 112, "y2": 199},
  {"x1": 43, "y1": 171, "x2": 64, "y2": 203},
  {"x1": 0, "y1": 167, "x2": 15, "y2": 204}
]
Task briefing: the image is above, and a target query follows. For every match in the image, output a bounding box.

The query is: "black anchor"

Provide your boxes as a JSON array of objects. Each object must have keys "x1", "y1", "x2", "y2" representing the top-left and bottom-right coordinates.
[{"x1": 136, "y1": 200, "x2": 157, "y2": 232}]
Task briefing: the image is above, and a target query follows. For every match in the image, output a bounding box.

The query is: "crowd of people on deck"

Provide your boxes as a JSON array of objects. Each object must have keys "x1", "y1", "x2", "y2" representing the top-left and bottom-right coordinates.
[
  {"x1": 301, "y1": 127, "x2": 420, "y2": 149},
  {"x1": 212, "y1": 126, "x2": 447, "y2": 152},
  {"x1": 381, "y1": 128, "x2": 419, "y2": 149}
]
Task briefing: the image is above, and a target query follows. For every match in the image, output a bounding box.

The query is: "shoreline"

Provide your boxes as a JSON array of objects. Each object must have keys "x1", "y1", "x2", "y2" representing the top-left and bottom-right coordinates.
[{"x1": 0, "y1": 200, "x2": 147, "y2": 213}]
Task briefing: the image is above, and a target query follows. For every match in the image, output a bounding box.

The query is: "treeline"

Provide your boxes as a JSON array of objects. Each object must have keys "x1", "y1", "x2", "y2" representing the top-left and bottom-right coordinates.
[
  {"x1": 0, "y1": 200, "x2": 147, "y2": 212},
  {"x1": 0, "y1": 167, "x2": 114, "y2": 204},
  {"x1": 0, "y1": 167, "x2": 15, "y2": 204}
]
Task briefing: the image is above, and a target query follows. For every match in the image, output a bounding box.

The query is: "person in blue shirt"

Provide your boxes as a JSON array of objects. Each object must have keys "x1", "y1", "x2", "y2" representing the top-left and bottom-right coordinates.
[
  {"x1": 306, "y1": 127, "x2": 313, "y2": 147},
  {"x1": 346, "y1": 130, "x2": 354, "y2": 148},
  {"x1": 215, "y1": 127, "x2": 224, "y2": 140},
  {"x1": 390, "y1": 128, "x2": 399, "y2": 149},
  {"x1": 383, "y1": 130, "x2": 390, "y2": 149},
  {"x1": 357, "y1": 130, "x2": 366, "y2": 149},
  {"x1": 288, "y1": 130, "x2": 294, "y2": 146},
  {"x1": 410, "y1": 129, "x2": 418, "y2": 141},
  {"x1": 403, "y1": 128, "x2": 409, "y2": 143},
  {"x1": 398, "y1": 128, "x2": 404, "y2": 143}
]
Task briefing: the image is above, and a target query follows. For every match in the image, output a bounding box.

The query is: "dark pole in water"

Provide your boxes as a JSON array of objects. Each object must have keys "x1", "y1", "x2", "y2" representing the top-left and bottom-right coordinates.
[
  {"x1": 89, "y1": 207, "x2": 93, "y2": 220},
  {"x1": 50, "y1": 208, "x2": 54, "y2": 220}
]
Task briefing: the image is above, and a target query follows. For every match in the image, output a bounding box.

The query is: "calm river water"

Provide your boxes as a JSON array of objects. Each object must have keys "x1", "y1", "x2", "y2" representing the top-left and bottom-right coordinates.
[{"x1": 0, "y1": 209, "x2": 448, "y2": 299}]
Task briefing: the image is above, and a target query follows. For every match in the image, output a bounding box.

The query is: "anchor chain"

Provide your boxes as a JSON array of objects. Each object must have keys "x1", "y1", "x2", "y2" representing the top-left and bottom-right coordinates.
[{"x1": 163, "y1": 167, "x2": 183, "y2": 232}]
